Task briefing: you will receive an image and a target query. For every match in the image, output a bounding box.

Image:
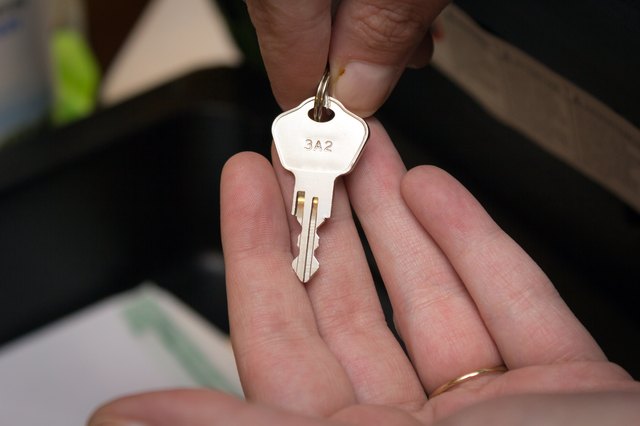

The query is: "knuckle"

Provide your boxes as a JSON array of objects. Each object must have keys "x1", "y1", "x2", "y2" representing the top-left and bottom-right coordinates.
[
  {"x1": 352, "y1": 3, "x2": 428, "y2": 54},
  {"x1": 248, "y1": 1, "x2": 326, "y2": 34},
  {"x1": 247, "y1": 2, "x2": 329, "y2": 69}
]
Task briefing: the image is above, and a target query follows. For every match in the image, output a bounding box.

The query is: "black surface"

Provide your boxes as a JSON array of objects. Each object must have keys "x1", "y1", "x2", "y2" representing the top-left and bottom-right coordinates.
[
  {"x1": 455, "y1": 0, "x2": 640, "y2": 127},
  {"x1": 0, "y1": 67, "x2": 277, "y2": 345}
]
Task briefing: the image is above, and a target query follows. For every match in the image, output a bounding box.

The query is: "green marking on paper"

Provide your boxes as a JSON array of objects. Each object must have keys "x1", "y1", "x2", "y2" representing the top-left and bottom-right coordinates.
[{"x1": 123, "y1": 292, "x2": 237, "y2": 394}]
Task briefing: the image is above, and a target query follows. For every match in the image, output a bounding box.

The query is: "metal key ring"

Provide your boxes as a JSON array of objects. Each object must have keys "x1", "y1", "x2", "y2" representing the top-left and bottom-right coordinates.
[{"x1": 313, "y1": 67, "x2": 331, "y2": 121}]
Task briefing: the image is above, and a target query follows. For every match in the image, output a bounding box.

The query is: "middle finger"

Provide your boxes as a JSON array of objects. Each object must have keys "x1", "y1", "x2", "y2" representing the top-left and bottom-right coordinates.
[{"x1": 346, "y1": 120, "x2": 503, "y2": 393}]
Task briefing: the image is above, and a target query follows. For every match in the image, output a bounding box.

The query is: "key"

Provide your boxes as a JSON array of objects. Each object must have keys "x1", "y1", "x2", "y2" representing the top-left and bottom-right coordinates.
[{"x1": 272, "y1": 96, "x2": 369, "y2": 283}]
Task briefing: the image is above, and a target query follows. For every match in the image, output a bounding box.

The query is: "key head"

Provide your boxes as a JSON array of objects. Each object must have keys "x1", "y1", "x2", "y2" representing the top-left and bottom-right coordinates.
[{"x1": 272, "y1": 97, "x2": 369, "y2": 177}]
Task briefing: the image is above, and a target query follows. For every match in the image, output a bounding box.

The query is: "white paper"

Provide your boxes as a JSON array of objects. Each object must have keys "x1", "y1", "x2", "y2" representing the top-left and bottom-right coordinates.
[{"x1": 0, "y1": 284, "x2": 241, "y2": 426}]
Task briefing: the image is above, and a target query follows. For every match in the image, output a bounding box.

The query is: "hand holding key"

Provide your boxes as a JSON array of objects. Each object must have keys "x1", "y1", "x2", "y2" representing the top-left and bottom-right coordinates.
[
  {"x1": 90, "y1": 120, "x2": 640, "y2": 425},
  {"x1": 245, "y1": 0, "x2": 450, "y2": 117}
]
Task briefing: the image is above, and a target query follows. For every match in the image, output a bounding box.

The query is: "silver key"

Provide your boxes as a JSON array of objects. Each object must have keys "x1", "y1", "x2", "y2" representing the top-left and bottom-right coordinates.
[{"x1": 272, "y1": 92, "x2": 369, "y2": 283}]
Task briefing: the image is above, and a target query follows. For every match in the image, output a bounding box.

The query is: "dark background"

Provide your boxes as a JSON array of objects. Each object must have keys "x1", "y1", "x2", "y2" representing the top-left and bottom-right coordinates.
[{"x1": 1, "y1": 1, "x2": 638, "y2": 378}]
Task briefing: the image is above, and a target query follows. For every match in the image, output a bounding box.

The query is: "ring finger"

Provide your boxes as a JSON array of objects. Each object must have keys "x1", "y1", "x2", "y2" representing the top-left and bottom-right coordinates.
[{"x1": 401, "y1": 165, "x2": 606, "y2": 368}]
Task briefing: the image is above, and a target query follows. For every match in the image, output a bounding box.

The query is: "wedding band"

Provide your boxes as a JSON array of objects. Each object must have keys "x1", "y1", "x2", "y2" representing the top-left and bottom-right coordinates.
[{"x1": 429, "y1": 365, "x2": 507, "y2": 398}]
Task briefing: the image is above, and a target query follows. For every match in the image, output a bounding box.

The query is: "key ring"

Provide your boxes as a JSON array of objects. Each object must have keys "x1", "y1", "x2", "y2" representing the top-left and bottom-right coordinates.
[{"x1": 313, "y1": 67, "x2": 331, "y2": 121}]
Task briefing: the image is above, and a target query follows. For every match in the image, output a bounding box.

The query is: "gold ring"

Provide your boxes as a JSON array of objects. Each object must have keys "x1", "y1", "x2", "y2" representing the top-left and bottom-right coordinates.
[{"x1": 430, "y1": 365, "x2": 507, "y2": 398}]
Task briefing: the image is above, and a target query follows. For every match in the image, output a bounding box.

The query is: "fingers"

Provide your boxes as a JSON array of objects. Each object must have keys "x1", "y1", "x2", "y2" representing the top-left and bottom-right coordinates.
[
  {"x1": 345, "y1": 121, "x2": 502, "y2": 394},
  {"x1": 330, "y1": 0, "x2": 448, "y2": 116},
  {"x1": 246, "y1": 0, "x2": 332, "y2": 109},
  {"x1": 401, "y1": 166, "x2": 607, "y2": 368},
  {"x1": 247, "y1": 0, "x2": 448, "y2": 115},
  {"x1": 270, "y1": 146, "x2": 427, "y2": 408},
  {"x1": 88, "y1": 389, "x2": 335, "y2": 426},
  {"x1": 221, "y1": 152, "x2": 354, "y2": 416}
]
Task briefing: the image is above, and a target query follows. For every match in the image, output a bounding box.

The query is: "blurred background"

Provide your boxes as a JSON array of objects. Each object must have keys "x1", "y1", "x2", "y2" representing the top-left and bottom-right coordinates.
[{"x1": 0, "y1": 0, "x2": 638, "y2": 422}]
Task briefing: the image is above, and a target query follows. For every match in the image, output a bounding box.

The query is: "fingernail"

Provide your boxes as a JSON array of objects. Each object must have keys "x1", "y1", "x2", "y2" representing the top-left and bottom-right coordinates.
[{"x1": 332, "y1": 61, "x2": 398, "y2": 117}]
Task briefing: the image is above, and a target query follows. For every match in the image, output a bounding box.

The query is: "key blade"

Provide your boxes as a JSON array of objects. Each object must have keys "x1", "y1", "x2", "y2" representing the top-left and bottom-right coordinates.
[
  {"x1": 291, "y1": 171, "x2": 335, "y2": 283},
  {"x1": 292, "y1": 193, "x2": 320, "y2": 283},
  {"x1": 290, "y1": 171, "x2": 336, "y2": 221}
]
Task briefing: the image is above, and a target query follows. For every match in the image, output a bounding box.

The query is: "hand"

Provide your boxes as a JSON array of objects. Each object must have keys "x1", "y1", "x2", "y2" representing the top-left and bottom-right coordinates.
[
  {"x1": 245, "y1": 0, "x2": 450, "y2": 117},
  {"x1": 89, "y1": 121, "x2": 640, "y2": 425}
]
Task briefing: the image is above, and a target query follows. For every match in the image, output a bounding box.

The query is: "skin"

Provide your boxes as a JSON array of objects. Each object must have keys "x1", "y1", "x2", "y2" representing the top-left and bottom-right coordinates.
[
  {"x1": 244, "y1": 0, "x2": 451, "y2": 117},
  {"x1": 89, "y1": 121, "x2": 640, "y2": 425}
]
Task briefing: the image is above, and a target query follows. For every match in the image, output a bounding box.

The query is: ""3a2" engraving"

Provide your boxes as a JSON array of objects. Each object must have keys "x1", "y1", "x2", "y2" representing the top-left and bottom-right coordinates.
[{"x1": 305, "y1": 139, "x2": 332, "y2": 152}]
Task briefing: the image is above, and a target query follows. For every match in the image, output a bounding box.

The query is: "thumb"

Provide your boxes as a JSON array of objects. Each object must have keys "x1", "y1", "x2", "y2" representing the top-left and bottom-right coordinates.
[
  {"x1": 87, "y1": 389, "x2": 329, "y2": 426},
  {"x1": 329, "y1": 0, "x2": 449, "y2": 117}
]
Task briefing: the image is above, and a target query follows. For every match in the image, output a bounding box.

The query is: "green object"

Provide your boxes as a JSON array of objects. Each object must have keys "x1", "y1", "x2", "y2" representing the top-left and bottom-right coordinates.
[
  {"x1": 51, "y1": 28, "x2": 100, "y2": 125},
  {"x1": 123, "y1": 291, "x2": 239, "y2": 394}
]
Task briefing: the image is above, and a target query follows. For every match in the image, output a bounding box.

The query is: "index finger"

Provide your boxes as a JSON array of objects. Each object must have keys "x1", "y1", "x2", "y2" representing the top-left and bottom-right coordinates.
[
  {"x1": 246, "y1": 0, "x2": 332, "y2": 109},
  {"x1": 221, "y1": 152, "x2": 355, "y2": 416}
]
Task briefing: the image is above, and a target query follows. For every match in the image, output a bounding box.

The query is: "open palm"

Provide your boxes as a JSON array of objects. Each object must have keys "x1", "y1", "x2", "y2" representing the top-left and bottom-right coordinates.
[{"x1": 90, "y1": 120, "x2": 639, "y2": 425}]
